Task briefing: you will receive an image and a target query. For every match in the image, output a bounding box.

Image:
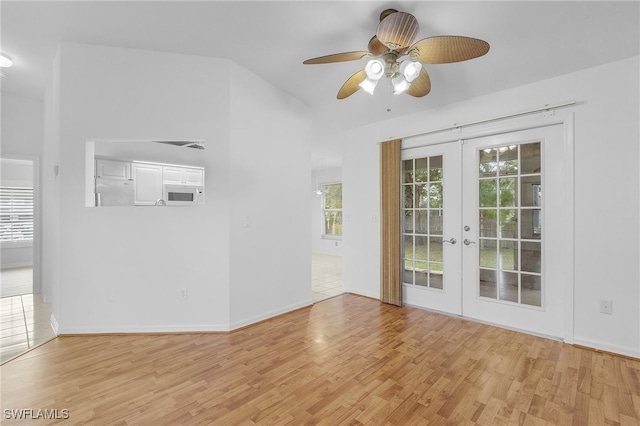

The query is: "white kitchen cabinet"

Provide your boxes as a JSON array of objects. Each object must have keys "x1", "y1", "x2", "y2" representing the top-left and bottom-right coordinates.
[
  {"x1": 163, "y1": 166, "x2": 204, "y2": 186},
  {"x1": 132, "y1": 163, "x2": 163, "y2": 205},
  {"x1": 96, "y1": 158, "x2": 131, "y2": 180}
]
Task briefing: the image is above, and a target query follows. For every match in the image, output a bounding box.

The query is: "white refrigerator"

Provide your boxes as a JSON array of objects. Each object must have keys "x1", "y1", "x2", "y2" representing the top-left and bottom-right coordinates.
[{"x1": 95, "y1": 178, "x2": 135, "y2": 206}]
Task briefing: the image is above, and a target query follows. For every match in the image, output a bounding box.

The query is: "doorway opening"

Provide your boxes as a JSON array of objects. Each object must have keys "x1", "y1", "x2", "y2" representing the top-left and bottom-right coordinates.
[
  {"x1": 312, "y1": 254, "x2": 343, "y2": 303},
  {"x1": 0, "y1": 156, "x2": 54, "y2": 363}
]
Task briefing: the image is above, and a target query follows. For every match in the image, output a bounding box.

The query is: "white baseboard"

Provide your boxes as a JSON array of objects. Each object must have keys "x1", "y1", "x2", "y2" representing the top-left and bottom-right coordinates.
[
  {"x1": 573, "y1": 336, "x2": 639, "y2": 359},
  {"x1": 229, "y1": 299, "x2": 313, "y2": 331},
  {"x1": 56, "y1": 300, "x2": 314, "y2": 334},
  {"x1": 1, "y1": 262, "x2": 33, "y2": 269},
  {"x1": 343, "y1": 288, "x2": 379, "y2": 300},
  {"x1": 50, "y1": 314, "x2": 59, "y2": 335},
  {"x1": 59, "y1": 324, "x2": 231, "y2": 334}
]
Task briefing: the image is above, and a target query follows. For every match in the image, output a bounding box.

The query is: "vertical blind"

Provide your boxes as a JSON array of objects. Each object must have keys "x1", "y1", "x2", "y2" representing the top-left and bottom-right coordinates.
[
  {"x1": 380, "y1": 139, "x2": 403, "y2": 306},
  {"x1": 0, "y1": 186, "x2": 34, "y2": 242}
]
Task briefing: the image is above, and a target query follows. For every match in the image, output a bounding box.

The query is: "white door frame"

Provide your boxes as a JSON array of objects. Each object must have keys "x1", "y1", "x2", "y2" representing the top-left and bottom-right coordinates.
[{"x1": 402, "y1": 111, "x2": 575, "y2": 343}]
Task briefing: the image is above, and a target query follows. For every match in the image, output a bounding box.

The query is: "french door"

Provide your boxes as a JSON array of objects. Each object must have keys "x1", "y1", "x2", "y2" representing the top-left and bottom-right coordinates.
[
  {"x1": 402, "y1": 142, "x2": 462, "y2": 315},
  {"x1": 402, "y1": 124, "x2": 568, "y2": 338}
]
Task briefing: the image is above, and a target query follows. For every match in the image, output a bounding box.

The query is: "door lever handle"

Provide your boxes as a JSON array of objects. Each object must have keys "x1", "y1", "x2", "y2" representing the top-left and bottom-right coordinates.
[
  {"x1": 443, "y1": 238, "x2": 457, "y2": 245},
  {"x1": 463, "y1": 239, "x2": 476, "y2": 246}
]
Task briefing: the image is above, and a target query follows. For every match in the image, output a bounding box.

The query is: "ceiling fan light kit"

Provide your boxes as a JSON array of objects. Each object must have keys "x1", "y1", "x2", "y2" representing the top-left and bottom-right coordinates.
[
  {"x1": 0, "y1": 52, "x2": 13, "y2": 68},
  {"x1": 303, "y1": 8, "x2": 490, "y2": 100}
]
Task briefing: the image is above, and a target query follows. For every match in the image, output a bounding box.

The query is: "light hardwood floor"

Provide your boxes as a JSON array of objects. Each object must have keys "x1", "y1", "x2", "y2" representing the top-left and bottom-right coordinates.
[{"x1": 1, "y1": 294, "x2": 638, "y2": 425}]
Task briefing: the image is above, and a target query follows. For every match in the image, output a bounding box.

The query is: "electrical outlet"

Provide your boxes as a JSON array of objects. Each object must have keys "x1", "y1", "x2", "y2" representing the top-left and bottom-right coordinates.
[
  {"x1": 180, "y1": 288, "x2": 188, "y2": 300},
  {"x1": 599, "y1": 299, "x2": 612, "y2": 315}
]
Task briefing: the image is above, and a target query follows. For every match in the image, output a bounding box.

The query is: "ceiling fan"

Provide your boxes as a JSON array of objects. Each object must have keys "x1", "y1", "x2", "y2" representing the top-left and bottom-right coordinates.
[{"x1": 303, "y1": 8, "x2": 490, "y2": 99}]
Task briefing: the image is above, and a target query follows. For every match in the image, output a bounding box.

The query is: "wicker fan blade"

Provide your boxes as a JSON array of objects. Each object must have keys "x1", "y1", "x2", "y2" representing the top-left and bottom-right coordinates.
[
  {"x1": 406, "y1": 68, "x2": 431, "y2": 98},
  {"x1": 367, "y1": 36, "x2": 389, "y2": 56},
  {"x1": 337, "y1": 70, "x2": 367, "y2": 99},
  {"x1": 303, "y1": 51, "x2": 371, "y2": 65},
  {"x1": 376, "y1": 11, "x2": 419, "y2": 49},
  {"x1": 409, "y1": 36, "x2": 490, "y2": 64}
]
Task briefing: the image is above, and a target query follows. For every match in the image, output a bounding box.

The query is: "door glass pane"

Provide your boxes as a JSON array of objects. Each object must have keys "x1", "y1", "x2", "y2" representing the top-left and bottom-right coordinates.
[
  {"x1": 429, "y1": 183, "x2": 442, "y2": 208},
  {"x1": 479, "y1": 149, "x2": 498, "y2": 177},
  {"x1": 479, "y1": 239, "x2": 497, "y2": 268},
  {"x1": 521, "y1": 274, "x2": 541, "y2": 306},
  {"x1": 415, "y1": 261, "x2": 428, "y2": 287},
  {"x1": 402, "y1": 154, "x2": 447, "y2": 290},
  {"x1": 415, "y1": 210, "x2": 428, "y2": 234},
  {"x1": 521, "y1": 209, "x2": 541, "y2": 240},
  {"x1": 404, "y1": 235, "x2": 414, "y2": 259},
  {"x1": 430, "y1": 270, "x2": 443, "y2": 289},
  {"x1": 479, "y1": 179, "x2": 497, "y2": 207},
  {"x1": 403, "y1": 210, "x2": 414, "y2": 233},
  {"x1": 415, "y1": 269, "x2": 428, "y2": 287},
  {"x1": 479, "y1": 269, "x2": 497, "y2": 299},
  {"x1": 415, "y1": 236, "x2": 428, "y2": 261},
  {"x1": 477, "y1": 142, "x2": 543, "y2": 307},
  {"x1": 430, "y1": 156, "x2": 443, "y2": 181},
  {"x1": 403, "y1": 159, "x2": 414, "y2": 183},
  {"x1": 499, "y1": 210, "x2": 517, "y2": 238},
  {"x1": 404, "y1": 263, "x2": 414, "y2": 285},
  {"x1": 479, "y1": 210, "x2": 497, "y2": 238},
  {"x1": 499, "y1": 145, "x2": 518, "y2": 175},
  {"x1": 429, "y1": 237, "x2": 442, "y2": 262},
  {"x1": 415, "y1": 158, "x2": 428, "y2": 182},
  {"x1": 521, "y1": 142, "x2": 541, "y2": 174},
  {"x1": 417, "y1": 184, "x2": 429, "y2": 208},
  {"x1": 499, "y1": 240, "x2": 517, "y2": 270},
  {"x1": 499, "y1": 271, "x2": 518, "y2": 302},
  {"x1": 521, "y1": 176, "x2": 541, "y2": 207},
  {"x1": 521, "y1": 242, "x2": 541, "y2": 273},
  {"x1": 429, "y1": 210, "x2": 442, "y2": 235},
  {"x1": 404, "y1": 185, "x2": 413, "y2": 209},
  {"x1": 499, "y1": 178, "x2": 517, "y2": 207}
]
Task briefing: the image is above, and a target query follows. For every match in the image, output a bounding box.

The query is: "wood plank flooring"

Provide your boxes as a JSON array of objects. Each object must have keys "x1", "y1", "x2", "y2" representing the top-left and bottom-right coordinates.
[{"x1": 1, "y1": 294, "x2": 639, "y2": 425}]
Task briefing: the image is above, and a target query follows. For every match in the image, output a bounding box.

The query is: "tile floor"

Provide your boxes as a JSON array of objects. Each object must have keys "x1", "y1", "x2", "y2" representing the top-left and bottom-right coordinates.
[
  {"x1": 0, "y1": 293, "x2": 56, "y2": 364},
  {"x1": 312, "y1": 254, "x2": 343, "y2": 303},
  {"x1": 1, "y1": 266, "x2": 33, "y2": 298}
]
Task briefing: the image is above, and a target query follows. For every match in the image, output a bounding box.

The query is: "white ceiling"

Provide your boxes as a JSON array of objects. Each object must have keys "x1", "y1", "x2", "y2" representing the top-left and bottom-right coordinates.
[{"x1": 1, "y1": 1, "x2": 639, "y2": 167}]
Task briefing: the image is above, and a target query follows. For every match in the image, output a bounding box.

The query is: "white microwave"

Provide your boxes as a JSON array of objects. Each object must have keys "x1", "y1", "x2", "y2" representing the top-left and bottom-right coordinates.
[{"x1": 163, "y1": 184, "x2": 204, "y2": 206}]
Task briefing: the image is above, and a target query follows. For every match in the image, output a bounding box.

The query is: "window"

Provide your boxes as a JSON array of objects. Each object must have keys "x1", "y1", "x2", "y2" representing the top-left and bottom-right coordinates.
[
  {"x1": 322, "y1": 183, "x2": 342, "y2": 238},
  {"x1": 0, "y1": 186, "x2": 34, "y2": 243}
]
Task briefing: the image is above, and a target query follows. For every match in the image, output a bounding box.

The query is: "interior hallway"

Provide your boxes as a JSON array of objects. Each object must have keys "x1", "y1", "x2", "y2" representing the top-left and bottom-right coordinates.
[{"x1": 311, "y1": 254, "x2": 343, "y2": 303}]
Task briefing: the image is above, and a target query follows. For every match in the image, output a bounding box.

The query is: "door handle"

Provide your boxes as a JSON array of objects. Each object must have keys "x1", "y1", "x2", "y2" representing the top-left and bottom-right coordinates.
[
  {"x1": 443, "y1": 238, "x2": 457, "y2": 245},
  {"x1": 463, "y1": 239, "x2": 476, "y2": 246}
]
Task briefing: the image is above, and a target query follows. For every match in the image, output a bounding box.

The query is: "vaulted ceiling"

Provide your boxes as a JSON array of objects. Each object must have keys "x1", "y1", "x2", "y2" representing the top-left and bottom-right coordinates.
[{"x1": 2, "y1": 1, "x2": 639, "y2": 165}]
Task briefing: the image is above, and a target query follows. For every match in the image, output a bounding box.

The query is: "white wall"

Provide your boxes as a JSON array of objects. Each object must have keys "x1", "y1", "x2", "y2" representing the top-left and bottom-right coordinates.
[
  {"x1": 41, "y1": 52, "x2": 61, "y2": 306},
  {"x1": 341, "y1": 56, "x2": 640, "y2": 357},
  {"x1": 1, "y1": 92, "x2": 43, "y2": 157},
  {"x1": 49, "y1": 42, "x2": 312, "y2": 333},
  {"x1": 53, "y1": 43, "x2": 232, "y2": 332},
  {"x1": 228, "y1": 63, "x2": 312, "y2": 328},
  {"x1": 311, "y1": 167, "x2": 344, "y2": 256}
]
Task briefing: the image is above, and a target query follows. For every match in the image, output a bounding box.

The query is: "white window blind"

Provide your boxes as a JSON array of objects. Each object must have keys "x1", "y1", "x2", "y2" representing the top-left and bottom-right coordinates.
[{"x1": 0, "y1": 186, "x2": 34, "y2": 242}]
